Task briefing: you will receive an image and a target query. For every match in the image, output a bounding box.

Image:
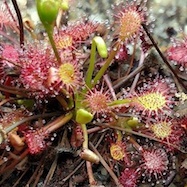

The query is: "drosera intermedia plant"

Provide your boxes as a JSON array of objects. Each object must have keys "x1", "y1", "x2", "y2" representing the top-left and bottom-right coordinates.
[
  {"x1": 0, "y1": 0, "x2": 187, "y2": 186},
  {"x1": 36, "y1": 1, "x2": 134, "y2": 185},
  {"x1": 149, "y1": 116, "x2": 187, "y2": 151},
  {"x1": 124, "y1": 77, "x2": 176, "y2": 121},
  {"x1": 166, "y1": 34, "x2": 187, "y2": 71}
]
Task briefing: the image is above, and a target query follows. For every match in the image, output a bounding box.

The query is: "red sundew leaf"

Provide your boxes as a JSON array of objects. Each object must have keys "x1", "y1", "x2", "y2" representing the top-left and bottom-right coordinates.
[
  {"x1": 119, "y1": 168, "x2": 139, "y2": 187},
  {"x1": 167, "y1": 45, "x2": 187, "y2": 67},
  {"x1": 24, "y1": 129, "x2": 48, "y2": 154}
]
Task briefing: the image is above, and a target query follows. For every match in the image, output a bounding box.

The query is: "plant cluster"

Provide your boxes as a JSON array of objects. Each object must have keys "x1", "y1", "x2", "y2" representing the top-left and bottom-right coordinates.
[{"x1": 0, "y1": 0, "x2": 186, "y2": 186}]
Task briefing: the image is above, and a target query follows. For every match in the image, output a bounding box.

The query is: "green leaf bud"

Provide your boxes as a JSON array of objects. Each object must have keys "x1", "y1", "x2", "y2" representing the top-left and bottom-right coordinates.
[
  {"x1": 61, "y1": 0, "x2": 69, "y2": 11},
  {"x1": 36, "y1": 0, "x2": 60, "y2": 26},
  {"x1": 76, "y1": 109, "x2": 93, "y2": 124}
]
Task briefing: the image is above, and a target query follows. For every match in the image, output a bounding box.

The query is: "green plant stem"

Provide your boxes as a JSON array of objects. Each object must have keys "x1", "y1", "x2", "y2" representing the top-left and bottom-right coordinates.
[
  {"x1": 86, "y1": 41, "x2": 97, "y2": 87},
  {"x1": 45, "y1": 25, "x2": 61, "y2": 65},
  {"x1": 107, "y1": 98, "x2": 131, "y2": 107},
  {"x1": 116, "y1": 130, "x2": 122, "y2": 142},
  {"x1": 86, "y1": 36, "x2": 108, "y2": 88},
  {"x1": 92, "y1": 42, "x2": 120, "y2": 88},
  {"x1": 81, "y1": 123, "x2": 88, "y2": 149}
]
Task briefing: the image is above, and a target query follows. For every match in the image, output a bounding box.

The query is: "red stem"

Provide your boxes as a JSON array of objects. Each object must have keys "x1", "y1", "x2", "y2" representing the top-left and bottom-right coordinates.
[{"x1": 11, "y1": 0, "x2": 24, "y2": 47}]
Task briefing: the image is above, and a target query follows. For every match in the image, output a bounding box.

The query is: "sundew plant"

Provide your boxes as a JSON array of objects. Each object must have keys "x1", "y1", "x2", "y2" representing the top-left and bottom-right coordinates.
[{"x1": 0, "y1": 0, "x2": 186, "y2": 186}]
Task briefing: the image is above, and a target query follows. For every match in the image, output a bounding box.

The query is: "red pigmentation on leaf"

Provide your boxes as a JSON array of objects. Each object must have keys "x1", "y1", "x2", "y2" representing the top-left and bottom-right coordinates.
[
  {"x1": 167, "y1": 37, "x2": 187, "y2": 69},
  {"x1": 24, "y1": 129, "x2": 49, "y2": 154},
  {"x1": 119, "y1": 168, "x2": 139, "y2": 187}
]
